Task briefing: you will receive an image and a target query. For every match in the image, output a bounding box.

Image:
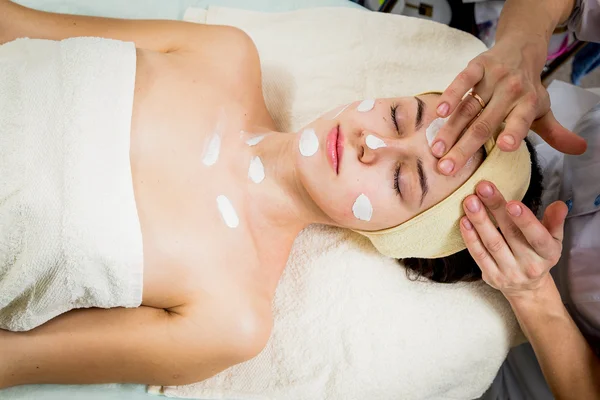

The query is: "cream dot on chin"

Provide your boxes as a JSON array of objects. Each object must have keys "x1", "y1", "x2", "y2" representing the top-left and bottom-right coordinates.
[
  {"x1": 352, "y1": 193, "x2": 373, "y2": 221},
  {"x1": 299, "y1": 128, "x2": 319, "y2": 157},
  {"x1": 357, "y1": 99, "x2": 375, "y2": 112}
]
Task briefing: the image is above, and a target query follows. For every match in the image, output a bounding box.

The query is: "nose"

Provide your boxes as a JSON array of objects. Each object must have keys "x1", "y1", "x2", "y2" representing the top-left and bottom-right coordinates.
[{"x1": 359, "y1": 132, "x2": 412, "y2": 164}]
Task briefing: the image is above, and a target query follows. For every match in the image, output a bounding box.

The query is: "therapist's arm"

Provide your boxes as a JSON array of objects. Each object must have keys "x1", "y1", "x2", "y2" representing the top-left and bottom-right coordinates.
[
  {"x1": 508, "y1": 276, "x2": 600, "y2": 399},
  {"x1": 431, "y1": 0, "x2": 586, "y2": 176},
  {"x1": 460, "y1": 181, "x2": 600, "y2": 400}
]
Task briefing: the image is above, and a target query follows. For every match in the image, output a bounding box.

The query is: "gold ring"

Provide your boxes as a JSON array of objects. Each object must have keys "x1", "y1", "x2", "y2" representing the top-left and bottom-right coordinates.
[{"x1": 467, "y1": 91, "x2": 486, "y2": 109}]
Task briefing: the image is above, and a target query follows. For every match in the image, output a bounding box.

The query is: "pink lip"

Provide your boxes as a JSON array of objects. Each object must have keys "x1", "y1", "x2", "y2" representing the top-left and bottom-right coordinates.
[{"x1": 326, "y1": 125, "x2": 343, "y2": 174}]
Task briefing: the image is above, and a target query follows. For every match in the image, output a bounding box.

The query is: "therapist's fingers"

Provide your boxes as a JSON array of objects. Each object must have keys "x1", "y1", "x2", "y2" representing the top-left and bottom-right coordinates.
[
  {"x1": 530, "y1": 110, "x2": 587, "y2": 155},
  {"x1": 475, "y1": 181, "x2": 527, "y2": 250},
  {"x1": 436, "y1": 94, "x2": 508, "y2": 174},
  {"x1": 437, "y1": 60, "x2": 485, "y2": 118},
  {"x1": 431, "y1": 90, "x2": 485, "y2": 159},
  {"x1": 497, "y1": 95, "x2": 537, "y2": 151},
  {"x1": 460, "y1": 216, "x2": 500, "y2": 282},
  {"x1": 462, "y1": 195, "x2": 516, "y2": 270},
  {"x1": 505, "y1": 200, "x2": 565, "y2": 264}
]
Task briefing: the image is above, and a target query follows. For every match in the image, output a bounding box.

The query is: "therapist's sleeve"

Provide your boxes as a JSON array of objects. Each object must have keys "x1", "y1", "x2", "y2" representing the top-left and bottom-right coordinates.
[{"x1": 564, "y1": 0, "x2": 600, "y2": 42}]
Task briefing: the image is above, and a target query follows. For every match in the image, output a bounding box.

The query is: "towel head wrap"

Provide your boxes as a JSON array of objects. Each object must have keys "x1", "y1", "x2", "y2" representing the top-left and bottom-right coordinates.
[{"x1": 354, "y1": 111, "x2": 532, "y2": 259}]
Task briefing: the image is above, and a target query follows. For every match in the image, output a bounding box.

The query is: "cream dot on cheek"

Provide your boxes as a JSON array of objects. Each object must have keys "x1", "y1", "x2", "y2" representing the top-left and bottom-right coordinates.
[
  {"x1": 299, "y1": 128, "x2": 319, "y2": 157},
  {"x1": 366, "y1": 135, "x2": 386, "y2": 150},
  {"x1": 357, "y1": 99, "x2": 375, "y2": 112},
  {"x1": 352, "y1": 193, "x2": 373, "y2": 221}
]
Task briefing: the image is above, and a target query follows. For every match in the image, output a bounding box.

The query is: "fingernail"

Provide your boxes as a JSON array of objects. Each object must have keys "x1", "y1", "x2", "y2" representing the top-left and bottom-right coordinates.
[
  {"x1": 432, "y1": 141, "x2": 446, "y2": 157},
  {"x1": 462, "y1": 217, "x2": 473, "y2": 230},
  {"x1": 437, "y1": 102, "x2": 449, "y2": 117},
  {"x1": 507, "y1": 203, "x2": 522, "y2": 216},
  {"x1": 478, "y1": 183, "x2": 494, "y2": 198},
  {"x1": 439, "y1": 159, "x2": 454, "y2": 174},
  {"x1": 467, "y1": 197, "x2": 481, "y2": 213},
  {"x1": 503, "y1": 135, "x2": 516, "y2": 146}
]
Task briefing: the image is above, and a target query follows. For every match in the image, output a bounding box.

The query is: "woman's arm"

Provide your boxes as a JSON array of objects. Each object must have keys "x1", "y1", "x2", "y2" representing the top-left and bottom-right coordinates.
[
  {"x1": 1, "y1": 300, "x2": 270, "y2": 388},
  {"x1": 459, "y1": 181, "x2": 600, "y2": 400},
  {"x1": 0, "y1": 1, "x2": 214, "y2": 52}
]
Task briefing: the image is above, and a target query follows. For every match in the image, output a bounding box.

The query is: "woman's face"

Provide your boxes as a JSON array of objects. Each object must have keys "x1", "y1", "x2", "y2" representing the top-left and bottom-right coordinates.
[{"x1": 296, "y1": 94, "x2": 483, "y2": 231}]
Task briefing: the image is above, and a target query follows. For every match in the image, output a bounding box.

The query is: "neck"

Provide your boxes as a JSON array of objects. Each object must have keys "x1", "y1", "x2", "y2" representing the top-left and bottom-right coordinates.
[{"x1": 243, "y1": 130, "x2": 329, "y2": 238}]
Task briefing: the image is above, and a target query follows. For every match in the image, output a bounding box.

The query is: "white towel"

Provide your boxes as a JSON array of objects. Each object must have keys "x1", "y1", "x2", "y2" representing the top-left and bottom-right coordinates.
[
  {"x1": 0, "y1": 37, "x2": 144, "y2": 331},
  {"x1": 150, "y1": 6, "x2": 523, "y2": 400}
]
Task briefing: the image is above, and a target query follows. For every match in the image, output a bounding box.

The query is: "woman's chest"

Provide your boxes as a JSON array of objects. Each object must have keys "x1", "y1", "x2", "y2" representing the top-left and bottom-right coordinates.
[{"x1": 128, "y1": 50, "x2": 282, "y2": 307}]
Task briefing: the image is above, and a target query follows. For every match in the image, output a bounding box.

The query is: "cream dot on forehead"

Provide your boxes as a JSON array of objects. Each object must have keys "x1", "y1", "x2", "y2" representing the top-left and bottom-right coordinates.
[
  {"x1": 299, "y1": 128, "x2": 319, "y2": 157},
  {"x1": 352, "y1": 193, "x2": 373, "y2": 221},
  {"x1": 357, "y1": 99, "x2": 375, "y2": 112},
  {"x1": 366, "y1": 135, "x2": 386, "y2": 150},
  {"x1": 425, "y1": 117, "x2": 449, "y2": 146}
]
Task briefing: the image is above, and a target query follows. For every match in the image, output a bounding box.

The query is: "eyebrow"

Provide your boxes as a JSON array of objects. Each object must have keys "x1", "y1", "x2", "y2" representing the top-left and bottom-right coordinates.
[
  {"x1": 416, "y1": 157, "x2": 429, "y2": 206},
  {"x1": 415, "y1": 97, "x2": 425, "y2": 131}
]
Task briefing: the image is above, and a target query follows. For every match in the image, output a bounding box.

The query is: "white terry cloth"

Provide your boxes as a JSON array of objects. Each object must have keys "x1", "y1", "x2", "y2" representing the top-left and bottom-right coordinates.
[
  {"x1": 0, "y1": 37, "x2": 143, "y2": 332},
  {"x1": 150, "y1": 7, "x2": 523, "y2": 400}
]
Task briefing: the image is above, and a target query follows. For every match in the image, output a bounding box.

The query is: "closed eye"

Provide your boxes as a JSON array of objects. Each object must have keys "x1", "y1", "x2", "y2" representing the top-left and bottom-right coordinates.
[{"x1": 390, "y1": 104, "x2": 400, "y2": 135}]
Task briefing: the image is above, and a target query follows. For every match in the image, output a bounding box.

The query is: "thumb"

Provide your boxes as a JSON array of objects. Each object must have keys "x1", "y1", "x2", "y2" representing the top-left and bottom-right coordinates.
[
  {"x1": 531, "y1": 110, "x2": 587, "y2": 155},
  {"x1": 542, "y1": 201, "x2": 568, "y2": 242}
]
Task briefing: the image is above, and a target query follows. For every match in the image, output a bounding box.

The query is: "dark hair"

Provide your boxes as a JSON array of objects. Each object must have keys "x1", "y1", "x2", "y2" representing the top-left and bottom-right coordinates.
[{"x1": 399, "y1": 138, "x2": 544, "y2": 283}]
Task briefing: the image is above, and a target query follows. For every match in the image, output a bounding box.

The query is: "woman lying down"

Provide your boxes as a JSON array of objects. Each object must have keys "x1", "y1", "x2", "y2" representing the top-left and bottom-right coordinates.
[{"x1": 0, "y1": 1, "x2": 542, "y2": 389}]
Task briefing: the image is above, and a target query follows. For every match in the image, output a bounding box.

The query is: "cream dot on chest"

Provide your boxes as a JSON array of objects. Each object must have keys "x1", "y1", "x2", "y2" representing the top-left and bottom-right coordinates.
[
  {"x1": 201, "y1": 131, "x2": 221, "y2": 166},
  {"x1": 248, "y1": 156, "x2": 265, "y2": 183},
  {"x1": 216, "y1": 195, "x2": 239, "y2": 228}
]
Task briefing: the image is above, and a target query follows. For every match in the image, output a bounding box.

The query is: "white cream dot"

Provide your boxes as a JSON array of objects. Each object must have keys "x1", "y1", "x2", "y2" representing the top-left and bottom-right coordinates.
[
  {"x1": 352, "y1": 194, "x2": 373, "y2": 221},
  {"x1": 245, "y1": 134, "x2": 267, "y2": 146},
  {"x1": 248, "y1": 156, "x2": 265, "y2": 183},
  {"x1": 357, "y1": 99, "x2": 375, "y2": 112},
  {"x1": 425, "y1": 117, "x2": 449, "y2": 146},
  {"x1": 299, "y1": 128, "x2": 319, "y2": 157},
  {"x1": 366, "y1": 135, "x2": 386, "y2": 150},
  {"x1": 216, "y1": 195, "x2": 239, "y2": 228},
  {"x1": 202, "y1": 132, "x2": 221, "y2": 166}
]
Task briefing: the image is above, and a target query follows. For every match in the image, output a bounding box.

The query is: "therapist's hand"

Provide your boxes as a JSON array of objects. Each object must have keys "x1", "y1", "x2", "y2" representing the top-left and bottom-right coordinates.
[
  {"x1": 459, "y1": 181, "x2": 568, "y2": 298},
  {"x1": 432, "y1": 36, "x2": 587, "y2": 175}
]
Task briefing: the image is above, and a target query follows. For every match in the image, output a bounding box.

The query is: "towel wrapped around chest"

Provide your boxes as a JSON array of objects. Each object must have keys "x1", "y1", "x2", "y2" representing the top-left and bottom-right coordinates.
[{"x1": 0, "y1": 37, "x2": 144, "y2": 331}]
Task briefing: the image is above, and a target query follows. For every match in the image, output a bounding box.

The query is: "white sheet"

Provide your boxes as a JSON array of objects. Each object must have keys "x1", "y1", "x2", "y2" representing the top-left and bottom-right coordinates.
[{"x1": 152, "y1": 6, "x2": 523, "y2": 400}]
